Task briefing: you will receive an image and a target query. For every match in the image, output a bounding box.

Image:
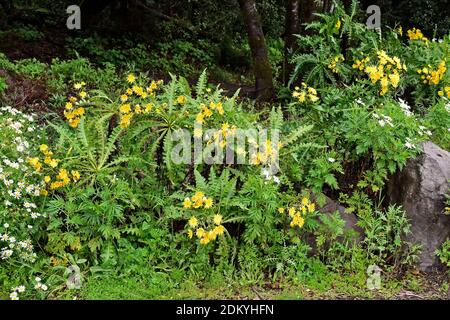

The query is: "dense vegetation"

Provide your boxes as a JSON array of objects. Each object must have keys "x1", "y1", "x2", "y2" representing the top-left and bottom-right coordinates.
[{"x1": 0, "y1": 0, "x2": 449, "y2": 300}]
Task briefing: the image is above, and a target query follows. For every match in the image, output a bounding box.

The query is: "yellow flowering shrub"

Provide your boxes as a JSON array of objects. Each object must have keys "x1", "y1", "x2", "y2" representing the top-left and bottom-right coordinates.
[
  {"x1": 328, "y1": 55, "x2": 345, "y2": 73},
  {"x1": 183, "y1": 191, "x2": 214, "y2": 209},
  {"x1": 438, "y1": 86, "x2": 450, "y2": 98},
  {"x1": 118, "y1": 74, "x2": 164, "y2": 128},
  {"x1": 27, "y1": 144, "x2": 80, "y2": 194},
  {"x1": 352, "y1": 50, "x2": 406, "y2": 95},
  {"x1": 417, "y1": 61, "x2": 447, "y2": 85},
  {"x1": 279, "y1": 197, "x2": 316, "y2": 229},
  {"x1": 292, "y1": 83, "x2": 319, "y2": 103},
  {"x1": 407, "y1": 28, "x2": 428, "y2": 42}
]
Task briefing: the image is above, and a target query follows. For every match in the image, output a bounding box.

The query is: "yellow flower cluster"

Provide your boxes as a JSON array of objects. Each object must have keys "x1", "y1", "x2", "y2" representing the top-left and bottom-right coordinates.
[
  {"x1": 250, "y1": 139, "x2": 282, "y2": 166},
  {"x1": 353, "y1": 50, "x2": 406, "y2": 95},
  {"x1": 292, "y1": 83, "x2": 319, "y2": 103},
  {"x1": 48, "y1": 168, "x2": 80, "y2": 190},
  {"x1": 438, "y1": 86, "x2": 450, "y2": 98},
  {"x1": 27, "y1": 145, "x2": 80, "y2": 193},
  {"x1": 278, "y1": 197, "x2": 315, "y2": 228},
  {"x1": 186, "y1": 214, "x2": 226, "y2": 245},
  {"x1": 328, "y1": 55, "x2": 345, "y2": 73},
  {"x1": 203, "y1": 122, "x2": 238, "y2": 149},
  {"x1": 417, "y1": 61, "x2": 447, "y2": 85},
  {"x1": 118, "y1": 75, "x2": 164, "y2": 128},
  {"x1": 27, "y1": 144, "x2": 59, "y2": 172},
  {"x1": 183, "y1": 191, "x2": 214, "y2": 209},
  {"x1": 64, "y1": 82, "x2": 88, "y2": 128},
  {"x1": 195, "y1": 101, "x2": 224, "y2": 125},
  {"x1": 192, "y1": 101, "x2": 226, "y2": 140},
  {"x1": 407, "y1": 28, "x2": 428, "y2": 42}
]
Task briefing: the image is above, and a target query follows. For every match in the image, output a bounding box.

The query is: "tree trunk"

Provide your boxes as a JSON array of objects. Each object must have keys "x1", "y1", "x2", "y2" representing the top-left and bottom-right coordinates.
[
  {"x1": 238, "y1": 0, "x2": 274, "y2": 101},
  {"x1": 299, "y1": 0, "x2": 321, "y2": 34},
  {"x1": 284, "y1": 0, "x2": 301, "y2": 85}
]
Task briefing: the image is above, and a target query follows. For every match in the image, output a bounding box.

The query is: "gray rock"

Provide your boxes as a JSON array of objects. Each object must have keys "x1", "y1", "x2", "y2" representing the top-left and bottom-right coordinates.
[{"x1": 387, "y1": 141, "x2": 450, "y2": 271}]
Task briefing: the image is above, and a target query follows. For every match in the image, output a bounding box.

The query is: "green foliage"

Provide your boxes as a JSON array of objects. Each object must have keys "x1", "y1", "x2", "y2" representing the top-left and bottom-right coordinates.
[
  {"x1": 435, "y1": 239, "x2": 450, "y2": 269},
  {"x1": 341, "y1": 192, "x2": 421, "y2": 270}
]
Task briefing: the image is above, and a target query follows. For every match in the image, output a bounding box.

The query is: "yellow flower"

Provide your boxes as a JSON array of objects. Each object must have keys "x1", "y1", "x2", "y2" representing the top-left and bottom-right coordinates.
[
  {"x1": 204, "y1": 198, "x2": 214, "y2": 209},
  {"x1": 187, "y1": 229, "x2": 193, "y2": 239},
  {"x1": 213, "y1": 214, "x2": 222, "y2": 225},
  {"x1": 188, "y1": 216, "x2": 198, "y2": 228},
  {"x1": 216, "y1": 102, "x2": 224, "y2": 115},
  {"x1": 288, "y1": 207, "x2": 296, "y2": 217},
  {"x1": 71, "y1": 170, "x2": 80, "y2": 181},
  {"x1": 192, "y1": 191, "x2": 204, "y2": 202},
  {"x1": 200, "y1": 236, "x2": 210, "y2": 245},
  {"x1": 335, "y1": 19, "x2": 341, "y2": 30},
  {"x1": 196, "y1": 228, "x2": 205, "y2": 238},
  {"x1": 120, "y1": 94, "x2": 128, "y2": 102},
  {"x1": 134, "y1": 105, "x2": 142, "y2": 114},
  {"x1": 132, "y1": 85, "x2": 144, "y2": 96},
  {"x1": 278, "y1": 207, "x2": 285, "y2": 214},
  {"x1": 44, "y1": 176, "x2": 51, "y2": 183},
  {"x1": 74, "y1": 83, "x2": 83, "y2": 90},
  {"x1": 214, "y1": 225, "x2": 225, "y2": 235},
  {"x1": 308, "y1": 203, "x2": 315, "y2": 213},
  {"x1": 183, "y1": 198, "x2": 192, "y2": 209},
  {"x1": 195, "y1": 113, "x2": 205, "y2": 124},
  {"x1": 389, "y1": 72, "x2": 400, "y2": 88},
  {"x1": 177, "y1": 95, "x2": 186, "y2": 104},
  {"x1": 49, "y1": 159, "x2": 59, "y2": 168},
  {"x1": 74, "y1": 107, "x2": 85, "y2": 116},
  {"x1": 119, "y1": 104, "x2": 131, "y2": 114},
  {"x1": 144, "y1": 103, "x2": 153, "y2": 113},
  {"x1": 79, "y1": 91, "x2": 87, "y2": 98},
  {"x1": 127, "y1": 74, "x2": 136, "y2": 83},
  {"x1": 40, "y1": 144, "x2": 49, "y2": 153},
  {"x1": 120, "y1": 114, "x2": 133, "y2": 128},
  {"x1": 65, "y1": 102, "x2": 73, "y2": 110},
  {"x1": 301, "y1": 197, "x2": 309, "y2": 206},
  {"x1": 40, "y1": 189, "x2": 48, "y2": 196},
  {"x1": 69, "y1": 118, "x2": 80, "y2": 128}
]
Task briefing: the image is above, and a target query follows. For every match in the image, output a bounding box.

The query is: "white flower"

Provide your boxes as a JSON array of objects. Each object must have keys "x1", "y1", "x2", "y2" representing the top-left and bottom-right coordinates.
[
  {"x1": 35, "y1": 277, "x2": 41, "y2": 282},
  {"x1": 378, "y1": 119, "x2": 386, "y2": 127},
  {"x1": 9, "y1": 291, "x2": 19, "y2": 300},
  {"x1": 3, "y1": 223, "x2": 9, "y2": 228},
  {"x1": 273, "y1": 176, "x2": 280, "y2": 184},
  {"x1": 327, "y1": 157, "x2": 336, "y2": 163},
  {"x1": 398, "y1": 98, "x2": 412, "y2": 116},
  {"x1": 17, "y1": 285, "x2": 25, "y2": 293},
  {"x1": 405, "y1": 138, "x2": 416, "y2": 149},
  {"x1": 41, "y1": 284, "x2": 48, "y2": 291}
]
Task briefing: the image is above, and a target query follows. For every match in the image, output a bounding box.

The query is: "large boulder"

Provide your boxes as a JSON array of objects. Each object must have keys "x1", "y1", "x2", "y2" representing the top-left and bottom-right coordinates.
[{"x1": 387, "y1": 141, "x2": 450, "y2": 271}]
